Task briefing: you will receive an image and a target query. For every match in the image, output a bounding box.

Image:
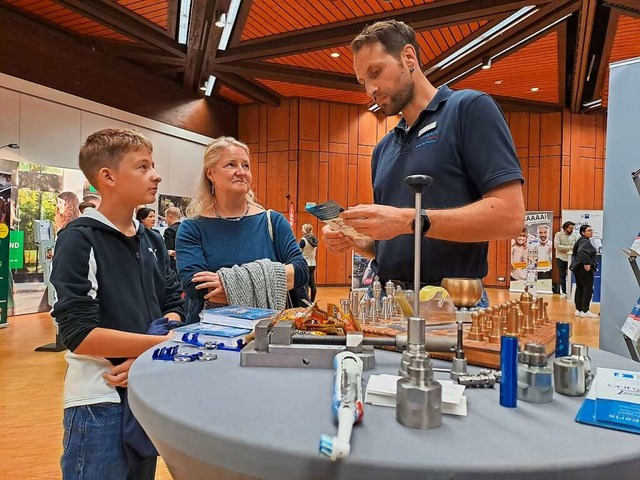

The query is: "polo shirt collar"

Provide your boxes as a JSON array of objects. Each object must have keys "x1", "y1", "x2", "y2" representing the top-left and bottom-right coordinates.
[{"x1": 394, "y1": 85, "x2": 453, "y2": 133}]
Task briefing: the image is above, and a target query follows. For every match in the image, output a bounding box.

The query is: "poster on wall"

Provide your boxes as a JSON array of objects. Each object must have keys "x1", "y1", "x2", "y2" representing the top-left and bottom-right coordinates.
[
  {"x1": 352, "y1": 252, "x2": 374, "y2": 291},
  {"x1": 562, "y1": 210, "x2": 603, "y2": 303},
  {"x1": 0, "y1": 172, "x2": 12, "y2": 327},
  {"x1": 509, "y1": 211, "x2": 554, "y2": 294}
]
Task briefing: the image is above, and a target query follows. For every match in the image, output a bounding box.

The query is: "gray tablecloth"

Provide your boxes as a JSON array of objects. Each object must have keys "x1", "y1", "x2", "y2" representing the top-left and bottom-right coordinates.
[{"x1": 129, "y1": 343, "x2": 640, "y2": 480}]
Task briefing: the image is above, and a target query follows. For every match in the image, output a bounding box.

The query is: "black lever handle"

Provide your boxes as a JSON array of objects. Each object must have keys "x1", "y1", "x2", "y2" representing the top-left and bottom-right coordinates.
[{"x1": 404, "y1": 175, "x2": 433, "y2": 193}]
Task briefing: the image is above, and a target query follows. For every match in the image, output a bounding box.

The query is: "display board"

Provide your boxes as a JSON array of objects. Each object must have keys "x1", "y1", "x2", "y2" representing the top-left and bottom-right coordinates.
[
  {"x1": 0, "y1": 171, "x2": 11, "y2": 326},
  {"x1": 509, "y1": 211, "x2": 554, "y2": 294}
]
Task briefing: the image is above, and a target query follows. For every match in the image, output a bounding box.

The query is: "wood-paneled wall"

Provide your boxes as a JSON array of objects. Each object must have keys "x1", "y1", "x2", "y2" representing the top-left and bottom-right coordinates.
[{"x1": 239, "y1": 100, "x2": 606, "y2": 287}]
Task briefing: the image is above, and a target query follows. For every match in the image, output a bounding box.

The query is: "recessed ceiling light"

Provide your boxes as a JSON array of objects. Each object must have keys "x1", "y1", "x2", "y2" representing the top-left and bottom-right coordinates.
[
  {"x1": 199, "y1": 86, "x2": 207, "y2": 91},
  {"x1": 330, "y1": 52, "x2": 340, "y2": 58},
  {"x1": 495, "y1": 80, "x2": 503, "y2": 85},
  {"x1": 531, "y1": 87, "x2": 539, "y2": 92}
]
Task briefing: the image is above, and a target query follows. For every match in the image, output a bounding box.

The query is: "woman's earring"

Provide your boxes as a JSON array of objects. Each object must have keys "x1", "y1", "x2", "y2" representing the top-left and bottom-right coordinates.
[
  {"x1": 409, "y1": 66, "x2": 415, "y2": 74},
  {"x1": 211, "y1": 183, "x2": 215, "y2": 195}
]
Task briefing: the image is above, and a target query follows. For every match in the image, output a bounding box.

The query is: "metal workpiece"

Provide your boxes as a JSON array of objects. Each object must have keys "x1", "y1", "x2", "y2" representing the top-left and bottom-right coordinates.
[
  {"x1": 385, "y1": 280, "x2": 396, "y2": 299},
  {"x1": 517, "y1": 343, "x2": 553, "y2": 403},
  {"x1": 457, "y1": 370, "x2": 502, "y2": 388},
  {"x1": 358, "y1": 298, "x2": 368, "y2": 324},
  {"x1": 340, "y1": 299, "x2": 350, "y2": 316},
  {"x1": 488, "y1": 307, "x2": 502, "y2": 344},
  {"x1": 570, "y1": 344, "x2": 593, "y2": 389},
  {"x1": 372, "y1": 276, "x2": 382, "y2": 310},
  {"x1": 553, "y1": 357, "x2": 586, "y2": 396},
  {"x1": 396, "y1": 353, "x2": 443, "y2": 430},
  {"x1": 450, "y1": 321, "x2": 468, "y2": 381},
  {"x1": 536, "y1": 298, "x2": 546, "y2": 327},
  {"x1": 369, "y1": 298, "x2": 378, "y2": 323},
  {"x1": 529, "y1": 302, "x2": 539, "y2": 333},
  {"x1": 350, "y1": 290, "x2": 362, "y2": 317}
]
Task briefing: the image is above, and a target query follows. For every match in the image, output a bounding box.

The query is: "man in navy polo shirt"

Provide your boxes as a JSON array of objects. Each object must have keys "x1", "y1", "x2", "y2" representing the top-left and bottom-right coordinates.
[{"x1": 322, "y1": 20, "x2": 525, "y2": 290}]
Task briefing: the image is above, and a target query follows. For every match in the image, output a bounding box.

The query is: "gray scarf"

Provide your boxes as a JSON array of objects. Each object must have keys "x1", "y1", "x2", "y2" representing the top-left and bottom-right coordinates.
[{"x1": 211, "y1": 258, "x2": 287, "y2": 310}]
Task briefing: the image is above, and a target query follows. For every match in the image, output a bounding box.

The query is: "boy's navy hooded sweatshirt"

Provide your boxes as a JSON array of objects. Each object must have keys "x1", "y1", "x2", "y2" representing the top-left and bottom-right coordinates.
[{"x1": 50, "y1": 208, "x2": 185, "y2": 408}]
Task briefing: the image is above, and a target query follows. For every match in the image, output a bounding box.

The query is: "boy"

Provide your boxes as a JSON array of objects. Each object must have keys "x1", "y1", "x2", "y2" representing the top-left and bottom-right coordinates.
[{"x1": 50, "y1": 128, "x2": 185, "y2": 480}]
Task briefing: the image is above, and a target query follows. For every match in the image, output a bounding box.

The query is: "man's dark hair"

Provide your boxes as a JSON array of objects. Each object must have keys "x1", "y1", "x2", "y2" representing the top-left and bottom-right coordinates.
[
  {"x1": 579, "y1": 224, "x2": 591, "y2": 235},
  {"x1": 562, "y1": 221, "x2": 575, "y2": 230},
  {"x1": 351, "y1": 20, "x2": 422, "y2": 68}
]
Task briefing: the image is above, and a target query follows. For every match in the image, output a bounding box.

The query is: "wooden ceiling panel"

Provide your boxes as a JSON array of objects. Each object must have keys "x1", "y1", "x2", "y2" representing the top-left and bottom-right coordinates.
[
  {"x1": 242, "y1": 0, "x2": 438, "y2": 41},
  {"x1": 602, "y1": 15, "x2": 640, "y2": 107},
  {"x1": 255, "y1": 78, "x2": 370, "y2": 105},
  {"x1": 266, "y1": 22, "x2": 487, "y2": 75},
  {"x1": 453, "y1": 30, "x2": 560, "y2": 105},
  {"x1": 218, "y1": 85, "x2": 255, "y2": 104},
  {"x1": 116, "y1": 0, "x2": 168, "y2": 29},
  {"x1": 5, "y1": 0, "x2": 131, "y2": 41}
]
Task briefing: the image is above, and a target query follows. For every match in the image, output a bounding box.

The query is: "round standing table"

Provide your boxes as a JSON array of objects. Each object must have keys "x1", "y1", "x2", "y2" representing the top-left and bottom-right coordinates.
[{"x1": 129, "y1": 343, "x2": 640, "y2": 480}]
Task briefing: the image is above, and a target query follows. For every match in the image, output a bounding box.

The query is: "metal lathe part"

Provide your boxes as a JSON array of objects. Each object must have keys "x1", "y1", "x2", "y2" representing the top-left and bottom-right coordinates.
[
  {"x1": 553, "y1": 356, "x2": 586, "y2": 396},
  {"x1": 373, "y1": 276, "x2": 382, "y2": 309},
  {"x1": 517, "y1": 342, "x2": 553, "y2": 403},
  {"x1": 340, "y1": 299, "x2": 350, "y2": 315},
  {"x1": 396, "y1": 353, "x2": 443, "y2": 429},
  {"x1": 369, "y1": 298, "x2": 378, "y2": 323},
  {"x1": 457, "y1": 371, "x2": 500, "y2": 388},
  {"x1": 350, "y1": 290, "x2": 362, "y2": 316},
  {"x1": 570, "y1": 344, "x2": 593, "y2": 389},
  {"x1": 385, "y1": 280, "x2": 396, "y2": 298}
]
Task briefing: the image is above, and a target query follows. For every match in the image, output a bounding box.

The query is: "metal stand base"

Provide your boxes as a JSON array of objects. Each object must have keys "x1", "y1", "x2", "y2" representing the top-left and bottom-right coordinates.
[
  {"x1": 35, "y1": 332, "x2": 65, "y2": 352},
  {"x1": 241, "y1": 340, "x2": 376, "y2": 370}
]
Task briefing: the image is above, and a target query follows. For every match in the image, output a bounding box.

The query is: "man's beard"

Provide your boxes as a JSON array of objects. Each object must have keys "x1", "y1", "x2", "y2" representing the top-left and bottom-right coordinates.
[{"x1": 381, "y1": 79, "x2": 415, "y2": 116}]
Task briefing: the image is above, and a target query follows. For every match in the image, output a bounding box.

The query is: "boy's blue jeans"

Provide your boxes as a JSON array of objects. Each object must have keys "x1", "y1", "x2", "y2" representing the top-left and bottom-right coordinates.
[{"x1": 61, "y1": 403, "x2": 156, "y2": 480}]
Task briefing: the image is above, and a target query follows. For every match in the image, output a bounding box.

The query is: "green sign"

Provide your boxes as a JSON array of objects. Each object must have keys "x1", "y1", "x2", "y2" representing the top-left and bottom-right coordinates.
[
  {"x1": 9, "y1": 231, "x2": 24, "y2": 269},
  {"x1": 0, "y1": 223, "x2": 9, "y2": 327}
]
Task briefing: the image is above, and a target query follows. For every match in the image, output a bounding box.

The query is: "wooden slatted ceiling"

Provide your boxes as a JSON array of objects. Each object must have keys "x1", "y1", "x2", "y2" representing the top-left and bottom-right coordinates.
[
  {"x1": 218, "y1": 85, "x2": 254, "y2": 104},
  {"x1": 254, "y1": 78, "x2": 371, "y2": 105},
  {"x1": 241, "y1": 0, "x2": 438, "y2": 41},
  {"x1": 5, "y1": 0, "x2": 130, "y2": 41},
  {"x1": 602, "y1": 15, "x2": 640, "y2": 107},
  {"x1": 453, "y1": 30, "x2": 559, "y2": 104},
  {"x1": 266, "y1": 22, "x2": 487, "y2": 74},
  {"x1": 116, "y1": 0, "x2": 168, "y2": 29}
]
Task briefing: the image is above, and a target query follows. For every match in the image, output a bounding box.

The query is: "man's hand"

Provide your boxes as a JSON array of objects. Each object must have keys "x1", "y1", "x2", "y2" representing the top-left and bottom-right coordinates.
[
  {"x1": 321, "y1": 224, "x2": 354, "y2": 253},
  {"x1": 341, "y1": 204, "x2": 413, "y2": 241},
  {"x1": 104, "y1": 358, "x2": 135, "y2": 388},
  {"x1": 167, "y1": 249, "x2": 176, "y2": 258}
]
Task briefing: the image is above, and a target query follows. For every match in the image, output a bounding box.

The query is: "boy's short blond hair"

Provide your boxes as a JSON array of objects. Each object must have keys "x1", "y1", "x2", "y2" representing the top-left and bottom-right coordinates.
[{"x1": 79, "y1": 128, "x2": 153, "y2": 187}]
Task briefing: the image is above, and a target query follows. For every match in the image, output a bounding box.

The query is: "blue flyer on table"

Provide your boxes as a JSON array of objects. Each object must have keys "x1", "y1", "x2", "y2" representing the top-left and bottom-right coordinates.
[{"x1": 207, "y1": 306, "x2": 276, "y2": 320}]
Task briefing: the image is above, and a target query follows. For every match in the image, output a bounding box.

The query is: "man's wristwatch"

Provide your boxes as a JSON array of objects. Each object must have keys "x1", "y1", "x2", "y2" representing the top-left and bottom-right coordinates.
[{"x1": 411, "y1": 209, "x2": 431, "y2": 236}]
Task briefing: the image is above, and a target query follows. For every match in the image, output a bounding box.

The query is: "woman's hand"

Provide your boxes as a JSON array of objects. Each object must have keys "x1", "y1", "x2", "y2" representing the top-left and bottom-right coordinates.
[
  {"x1": 584, "y1": 264, "x2": 591, "y2": 271},
  {"x1": 104, "y1": 358, "x2": 135, "y2": 388},
  {"x1": 192, "y1": 271, "x2": 228, "y2": 304}
]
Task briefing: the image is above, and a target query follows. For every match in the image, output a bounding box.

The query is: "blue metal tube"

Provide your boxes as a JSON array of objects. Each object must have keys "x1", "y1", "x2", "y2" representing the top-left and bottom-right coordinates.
[
  {"x1": 500, "y1": 335, "x2": 518, "y2": 408},
  {"x1": 556, "y1": 322, "x2": 571, "y2": 357}
]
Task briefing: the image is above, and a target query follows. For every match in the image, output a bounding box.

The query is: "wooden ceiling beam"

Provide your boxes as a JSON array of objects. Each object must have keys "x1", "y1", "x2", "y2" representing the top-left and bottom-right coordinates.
[
  {"x1": 214, "y1": 71, "x2": 281, "y2": 106},
  {"x1": 604, "y1": 0, "x2": 640, "y2": 18},
  {"x1": 557, "y1": 21, "x2": 568, "y2": 107},
  {"x1": 569, "y1": 0, "x2": 597, "y2": 112},
  {"x1": 184, "y1": 0, "x2": 216, "y2": 89},
  {"x1": 592, "y1": 9, "x2": 620, "y2": 101},
  {"x1": 228, "y1": 0, "x2": 253, "y2": 48},
  {"x1": 49, "y1": 0, "x2": 186, "y2": 58},
  {"x1": 214, "y1": 0, "x2": 548, "y2": 64},
  {"x1": 86, "y1": 39, "x2": 186, "y2": 65},
  {"x1": 431, "y1": 0, "x2": 580, "y2": 86},
  {"x1": 166, "y1": 0, "x2": 179, "y2": 39},
  {"x1": 198, "y1": 0, "x2": 228, "y2": 92},
  {"x1": 494, "y1": 95, "x2": 563, "y2": 112},
  {"x1": 212, "y1": 61, "x2": 361, "y2": 91}
]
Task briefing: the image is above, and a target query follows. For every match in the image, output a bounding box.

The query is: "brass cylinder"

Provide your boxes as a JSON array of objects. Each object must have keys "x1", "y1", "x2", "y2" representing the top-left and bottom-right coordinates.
[
  {"x1": 529, "y1": 302, "x2": 539, "y2": 333},
  {"x1": 468, "y1": 311, "x2": 484, "y2": 341},
  {"x1": 535, "y1": 297, "x2": 545, "y2": 327},
  {"x1": 542, "y1": 301, "x2": 550, "y2": 324},
  {"x1": 488, "y1": 306, "x2": 501, "y2": 344},
  {"x1": 506, "y1": 304, "x2": 519, "y2": 336},
  {"x1": 517, "y1": 310, "x2": 526, "y2": 336}
]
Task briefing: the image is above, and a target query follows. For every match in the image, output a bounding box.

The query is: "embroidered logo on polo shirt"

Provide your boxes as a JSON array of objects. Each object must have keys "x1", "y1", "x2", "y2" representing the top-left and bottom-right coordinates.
[{"x1": 416, "y1": 129, "x2": 438, "y2": 148}]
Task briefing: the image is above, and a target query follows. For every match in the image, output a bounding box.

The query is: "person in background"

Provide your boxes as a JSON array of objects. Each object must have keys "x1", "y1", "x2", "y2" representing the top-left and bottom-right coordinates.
[
  {"x1": 554, "y1": 221, "x2": 576, "y2": 298},
  {"x1": 510, "y1": 227, "x2": 528, "y2": 281},
  {"x1": 136, "y1": 207, "x2": 156, "y2": 230},
  {"x1": 176, "y1": 136, "x2": 308, "y2": 323},
  {"x1": 83, "y1": 193, "x2": 102, "y2": 209},
  {"x1": 55, "y1": 191, "x2": 80, "y2": 233},
  {"x1": 299, "y1": 223, "x2": 318, "y2": 302},
  {"x1": 536, "y1": 225, "x2": 553, "y2": 280},
  {"x1": 322, "y1": 20, "x2": 524, "y2": 296},
  {"x1": 571, "y1": 224, "x2": 598, "y2": 318},
  {"x1": 50, "y1": 128, "x2": 185, "y2": 479},
  {"x1": 163, "y1": 206, "x2": 182, "y2": 274},
  {"x1": 79, "y1": 201, "x2": 96, "y2": 214}
]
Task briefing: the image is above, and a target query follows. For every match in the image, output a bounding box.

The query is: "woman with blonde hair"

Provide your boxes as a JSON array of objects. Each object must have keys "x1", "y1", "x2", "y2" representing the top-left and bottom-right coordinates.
[
  {"x1": 54, "y1": 191, "x2": 80, "y2": 233},
  {"x1": 299, "y1": 223, "x2": 318, "y2": 302},
  {"x1": 176, "y1": 137, "x2": 308, "y2": 322}
]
